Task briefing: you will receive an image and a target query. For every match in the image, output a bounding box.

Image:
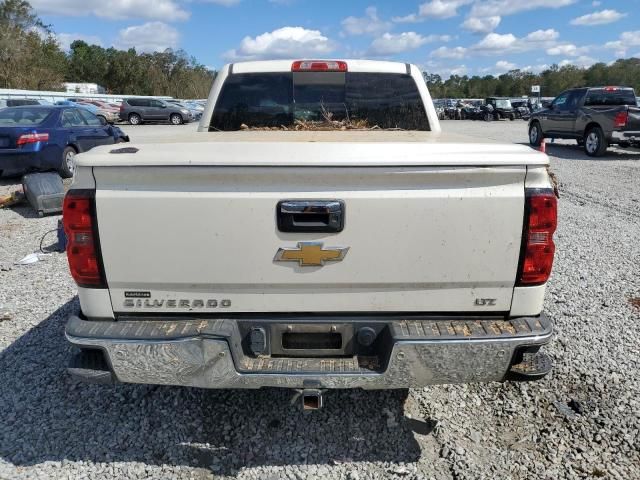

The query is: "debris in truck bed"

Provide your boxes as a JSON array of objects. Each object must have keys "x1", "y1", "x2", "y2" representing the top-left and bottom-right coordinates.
[
  {"x1": 239, "y1": 118, "x2": 388, "y2": 131},
  {"x1": 238, "y1": 106, "x2": 403, "y2": 131}
]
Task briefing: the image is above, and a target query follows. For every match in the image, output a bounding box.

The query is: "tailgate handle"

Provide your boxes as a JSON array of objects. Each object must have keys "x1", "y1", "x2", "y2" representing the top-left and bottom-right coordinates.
[{"x1": 277, "y1": 200, "x2": 345, "y2": 233}]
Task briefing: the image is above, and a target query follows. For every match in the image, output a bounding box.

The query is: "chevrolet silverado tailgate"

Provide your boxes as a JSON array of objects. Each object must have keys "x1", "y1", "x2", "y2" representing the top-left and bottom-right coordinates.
[{"x1": 87, "y1": 139, "x2": 546, "y2": 314}]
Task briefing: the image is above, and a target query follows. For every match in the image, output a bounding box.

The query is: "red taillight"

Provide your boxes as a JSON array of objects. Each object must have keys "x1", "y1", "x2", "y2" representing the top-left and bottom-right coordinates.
[
  {"x1": 517, "y1": 190, "x2": 557, "y2": 286},
  {"x1": 292, "y1": 60, "x2": 348, "y2": 72},
  {"x1": 63, "y1": 190, "x2": 106, "y2": 288},
  {"x1": 614, "y1": 111, "x2": 628, "y2": 128},
  {"x1": 16, "y1": 132, "x2": 49, "y2": 146},
  {"x1": 603, "y1": 86, "x2": 618, "y2": 92}
]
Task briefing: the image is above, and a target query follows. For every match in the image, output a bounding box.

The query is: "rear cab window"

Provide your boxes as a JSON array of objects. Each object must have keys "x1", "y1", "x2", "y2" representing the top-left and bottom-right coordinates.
[
  {"x1": 0, "y1": 107, "x2": 53, "y2": 126},
  {"x1": 210, "y1": 71, "x2": 430, "y2": 131},
  {"x1": 584, "y1": 88, "x2": 637, "y2": 106}
]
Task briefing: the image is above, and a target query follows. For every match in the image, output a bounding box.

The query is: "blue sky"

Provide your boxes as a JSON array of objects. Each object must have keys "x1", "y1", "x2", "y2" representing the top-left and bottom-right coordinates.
[{"x1": 32, "y1": 0, "x2": 640, "y2": 77}]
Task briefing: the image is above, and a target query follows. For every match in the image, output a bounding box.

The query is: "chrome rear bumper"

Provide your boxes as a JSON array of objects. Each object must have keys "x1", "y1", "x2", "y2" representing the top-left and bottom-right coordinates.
[
  {"x1": 65, "y1": 314, "x2": 553, "y2": 389},
  {"x1": 611, "y1": 130, "x2": 640, "y2": 145}
]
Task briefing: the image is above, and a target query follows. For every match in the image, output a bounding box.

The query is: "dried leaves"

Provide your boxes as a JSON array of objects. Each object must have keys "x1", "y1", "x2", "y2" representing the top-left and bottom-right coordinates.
[{"x1": 239, "y1": 118, "x2": 379, "y2": 132}]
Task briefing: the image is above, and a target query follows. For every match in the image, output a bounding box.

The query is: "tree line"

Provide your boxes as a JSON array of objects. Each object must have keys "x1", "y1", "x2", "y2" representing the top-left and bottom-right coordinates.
[
  {"x1": 0, "y1": 0, "x2": 215, "y2": 98},
  {"x1": 424, "y1": 58, "x2": 640, "y2": 99},
  {"x1": 2, "y1": 0, "x2": 640, "y2": 100}
]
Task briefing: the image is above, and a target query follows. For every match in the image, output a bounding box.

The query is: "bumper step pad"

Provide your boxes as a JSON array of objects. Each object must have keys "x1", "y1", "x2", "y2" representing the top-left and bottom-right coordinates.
[
  {"x1": 507, "y1": 351, "x2": 553, "y2": 380},
  {"x1": 240, "y1": 356, "x2": 381, "y2": 373},
  {"x1": 68, "y1": 349, "x2": 115, "y2": 384}
]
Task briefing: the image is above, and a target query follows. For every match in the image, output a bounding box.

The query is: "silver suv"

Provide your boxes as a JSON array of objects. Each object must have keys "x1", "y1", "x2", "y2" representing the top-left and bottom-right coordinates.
[{"x1": 119, "y1": 98, "x2": 194, "y2": 125}]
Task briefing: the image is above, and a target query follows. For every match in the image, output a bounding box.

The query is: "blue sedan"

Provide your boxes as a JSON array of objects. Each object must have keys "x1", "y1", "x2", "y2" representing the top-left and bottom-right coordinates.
[{"x1": 0, "y1": 105, "x2": 129, "y2": 178}]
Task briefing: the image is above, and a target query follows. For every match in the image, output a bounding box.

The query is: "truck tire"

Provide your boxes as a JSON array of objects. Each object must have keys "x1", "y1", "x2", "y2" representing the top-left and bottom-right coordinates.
[
  {"x1": 584, "y1": 126, "x2": 608, "y2": 157},
  {"x1": 170, "y1": 113, "x2": 183, "y2": 125},
  {"x1": 59, "y1": 146, "x2": 77, "y2": 178},
  {"x1": 128, "y1": 113, "x2": 142, "y2": 125},
  {"x1": 529, "y1": 122, "x2": 543, "y2": 147}
]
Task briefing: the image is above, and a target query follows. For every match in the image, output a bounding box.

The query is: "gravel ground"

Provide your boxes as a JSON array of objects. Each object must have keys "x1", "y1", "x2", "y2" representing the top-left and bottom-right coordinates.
[{"x1": 1, "y1": 121, "x2": 638, "y2": 480}]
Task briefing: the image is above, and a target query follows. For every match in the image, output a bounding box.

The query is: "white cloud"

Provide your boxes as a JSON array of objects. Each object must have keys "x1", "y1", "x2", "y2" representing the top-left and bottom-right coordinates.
[
  {"x1": 430, "y1": 46, "x2": 467, "y2": 59},
  {"x1": 524, "y1": 29, "x2": 559, "y2": 42},
  {"x1": 615, "y1": 30, "x2": 640, "y2": 45},
  {"x1": 472, "y1": 29, "x2": 560, "y2": 54},
  {"x1": 571, "y1": 9, "x2": 626, "y2": 26},
  {"x1": 470, "y1": 0, "x2": 577, "y2": 17},
  {"x1": 474, "y1": 32, "x2": 517, "y2": 51},
  {"x1": 522, "y1": 64, "x2": 551, "y2": 73},
  {"x1": 495, "y1": 60, "x2": 517, "y2": 72},
  {"x1": 201, "y1": 0, "x2": 241, "y2": 5},
  {"x1": 420, "y1": 60, "x2": 469, "y2": 80},
  {"x1": 422, "y1": 61, "x2": 468, "y2": 78},
  {"x1": 224, "y1": 27, "x2": 335, "y2": 61},
  {"x1": 30, "y1": 0, "x2": 189, "y2": 21},
  {"x1": 419, "y1": 0, "x2": 474, "y2": 19},
  {"x1": 559, "y1": 56, "x2": 596, "y2": 67},
  {"x1": 342, "y1": 7, "x2": 391, "y2": 36},
  {"x1": 115, "y1": 22, "x2": 179, "y2": 52},
  {"x1": 393, "y1": 0, "x2": 472, "y2": 23},
  {"x1": 449, "y1": 65, "x2": 468, "y2": 76},
  {"x1": 604, "y1": 30, "x2": 640, "y2": 57},
  {"x1": 546, "y1": 43, "x2": 588, "y2": 57},
  {"x1": 56, "y1": 33, "x2": 103, "y2": 51},
  {"x1": 436, "y1": 28, "x2": 563, "y2": 60},
  {"x1": 368, "y1": 32, "x2": 451, "y2": 56},
  {"x1": 391, "y1": 14, "x2": 420, "y2": 23},
  {"x1": 461, "y1": 16, "x2": 501, "y2": 34}
]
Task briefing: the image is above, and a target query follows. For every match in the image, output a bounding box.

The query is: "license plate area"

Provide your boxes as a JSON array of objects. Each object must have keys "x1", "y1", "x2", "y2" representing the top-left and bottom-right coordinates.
[
  {"x1": 272, "y1": 323, "x2": 352, "y2": 357},
  {"x1": 282, "y1": 331, "x2": 342, "y2": 350}
]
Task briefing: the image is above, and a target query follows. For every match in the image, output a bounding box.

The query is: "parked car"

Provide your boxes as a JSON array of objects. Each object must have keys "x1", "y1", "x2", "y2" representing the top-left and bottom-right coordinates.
[
  {"x1": 60, "y1": 100, "x2": 118, "y2": 125},
  {"x1": 166, "y1": 100, "x2": 203, "y2": 121},
  {"x1": 56, "y1": 100, "x2": 98, "y2": 114},
  {"x1": 77, "y1": 99, "x2": 120, "y2": 114},
  {"x1": 183, "y1": 101, "x2": 205, "y2": 120},
  {"x1": 460, "y1": 101, "x2": 484, "y2": 120},
  {"x1": 511, "y1": 100, "x2": 532, "y2": 120},
  {"x1": 529, "y1": 86, "x2": 640, "y2": 156},
  {"x1": 119, "y1": 98, "x2": 194, "y2": 125},
  {"x1": 0, "y1": 99, "x2": 51, "y2": 109},
  {"x1": 0, "y1": 105, "x2": 129, "y2": 178},
  {"x1": 483, "y1": 97, "x2": 516, "y2": 121}
]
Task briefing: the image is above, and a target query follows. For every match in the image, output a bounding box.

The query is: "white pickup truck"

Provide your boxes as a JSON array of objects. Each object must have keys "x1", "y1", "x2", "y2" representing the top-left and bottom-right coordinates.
[{"x1": 63, "y1": 60, "x2": 557, "y2": 409}]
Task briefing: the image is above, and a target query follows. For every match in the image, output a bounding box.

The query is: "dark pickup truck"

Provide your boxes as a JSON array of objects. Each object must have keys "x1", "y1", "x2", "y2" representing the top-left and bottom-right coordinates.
[{"x1": 528, "y1": 86, "x2": 640, "y2": 156}]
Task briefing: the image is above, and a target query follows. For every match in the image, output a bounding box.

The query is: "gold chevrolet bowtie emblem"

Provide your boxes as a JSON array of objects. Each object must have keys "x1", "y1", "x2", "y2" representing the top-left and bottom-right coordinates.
[{"x1": 274, "y1": 242, "x2": 349, "y2": 267}]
